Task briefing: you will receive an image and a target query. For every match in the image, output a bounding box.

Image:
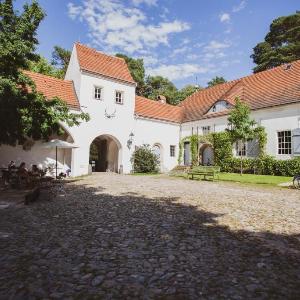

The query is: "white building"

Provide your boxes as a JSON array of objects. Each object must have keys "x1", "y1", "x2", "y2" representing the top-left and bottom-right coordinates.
[{"x1": 0, "y1": 43, "x2": 299, "y2": 176}]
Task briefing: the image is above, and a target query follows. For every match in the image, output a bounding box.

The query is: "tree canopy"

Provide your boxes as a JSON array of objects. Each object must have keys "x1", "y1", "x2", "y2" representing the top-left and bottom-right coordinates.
[
  {"x1": 251, "y1": 11, "x2": 300, "y2": 73},
  {"x1": 115, "y1": 53, "x2": 145, "y2": 96},
  {"x1": 207, "y1": 76, "x2": 226, "y2": 87},
  {"x1": 51, "y1": 45, "x2": 71, "y2": 77},
  {"x1": 0, "y1": 0, "x2": 88, "y2": 146},
  {"x1": 226, "y1": 98, "x2": 257, "y2": 174},
  {"x1": 28, "y1": 45, "x2": 71, "y2": 79},
  {"x1": 116, "y1": 53, "x2": 200, "y2": 105}
]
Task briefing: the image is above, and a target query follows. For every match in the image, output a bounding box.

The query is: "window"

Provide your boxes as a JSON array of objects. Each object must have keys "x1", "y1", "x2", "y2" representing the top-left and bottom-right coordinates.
[
  {"x1": 278, "y1": 130, "x2": 291, "y2": 154},
  {"x1": 170, "y1": 145, "x2": 175, "y2": 157},
  {"x1": 202, "y1": 126, "x2": 211, "y2": 135},
  {"x1": 236, "y1": 141, "x2": 246, "y2": 156},
  {"x1": 212, "y1": 105, "x2": 216, "y2": 112},
  {"x1": 115, "y1": 91, "x2": 123, "y2": 104},
  {"x1": 94, "y1": 87, "x2": 102, "y2": 100}
]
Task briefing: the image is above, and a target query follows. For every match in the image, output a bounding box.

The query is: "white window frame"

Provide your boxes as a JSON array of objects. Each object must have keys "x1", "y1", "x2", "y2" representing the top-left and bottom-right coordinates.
[
  {"x1": 115, "y1": 91, "x2": 124, "y2": 104},
  {"x1": 94, "y1": 86, "x2": 103, "y2": 100},
  {"x1": 236, "y1": 141, "x2": 247, "y2": 157},
  {"x1": 202, "y1": 126, "x2": 211, "y2": 135},
  {"x1": 277, "y1": 130, "x2": 292, "y2": 155},
  {"x1": 170, "y1": 145, "x2": 176, "y2": 157}
]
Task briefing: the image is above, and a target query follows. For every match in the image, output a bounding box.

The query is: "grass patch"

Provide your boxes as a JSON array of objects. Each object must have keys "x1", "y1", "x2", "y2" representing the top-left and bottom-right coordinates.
[
  {"x1": 130, "y1": 172, "x2": 160, "y2": 176},
  {"x1": 171, "y1": 171, "x2": 292, "y2": 187},
  {"x1": 218, "y1": 172, "x2": 292, "y2": 186}
]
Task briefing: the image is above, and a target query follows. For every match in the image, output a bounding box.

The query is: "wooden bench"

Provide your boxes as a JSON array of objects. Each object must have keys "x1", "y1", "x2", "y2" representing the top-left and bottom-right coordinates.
[{"x1": 187, "y1": 166, "x2": 220, "y2": 181}]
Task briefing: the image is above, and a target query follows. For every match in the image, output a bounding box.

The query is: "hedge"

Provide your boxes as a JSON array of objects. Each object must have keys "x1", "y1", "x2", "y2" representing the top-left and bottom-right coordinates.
[{"x1": 220, "y1": 156, "x2": 300, "y2": 177}]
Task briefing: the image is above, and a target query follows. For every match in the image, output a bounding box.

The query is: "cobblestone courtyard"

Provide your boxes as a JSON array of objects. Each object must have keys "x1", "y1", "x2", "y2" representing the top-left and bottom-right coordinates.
[{"x1": 1, "y1": 173, "x2": 300, "y2": 299}]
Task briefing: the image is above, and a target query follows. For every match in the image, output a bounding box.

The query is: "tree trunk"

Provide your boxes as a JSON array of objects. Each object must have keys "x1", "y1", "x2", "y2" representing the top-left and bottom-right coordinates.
[{"x1": 240, "y1": 155, "x2": 243, "y2": 175}]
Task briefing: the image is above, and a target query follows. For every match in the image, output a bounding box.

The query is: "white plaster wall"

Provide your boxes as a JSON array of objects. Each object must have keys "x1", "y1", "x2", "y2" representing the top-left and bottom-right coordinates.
[
  {"x1": 64, "y1": 45, "x2": 81, "y2": 97},
  {"x1": 64, "y1": 71, "x2": 136, "y2": 176},
  {"x1": 181, "y1": 103, "x2": 300, "y2": 160},
  {"x1": 254, "y1": 103, "x2": 300, "y2": 159},
  {"x1": 0, "y1": 141, "x2": 71, "y2": 177},
  {"x1": 134, "y1": 117, "x2": 180, "y2": 171},
  {"x1": 181, "y1": 116, "x2": 228, "y2": 137}
]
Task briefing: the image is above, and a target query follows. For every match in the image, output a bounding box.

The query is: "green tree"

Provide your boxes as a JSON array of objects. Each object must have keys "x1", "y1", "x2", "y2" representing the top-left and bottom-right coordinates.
[
  {"x1": 0, "y1": 0, "x2": 88, "y2": 146},
  {"x1": 177, "y1": 84, "x2": 200, "y2": 101},
  {"x1": 51, "y1": 45, "x2": 71, "y2": 78},
  {"x1": 226, "y1": 98, "x2": 256, "y2": 175},
  {"x1": 28, "y1": 55, "x2": 61, "y2": 77},
  {"x1": 131, "y1": 144, "x2": 160, "y2": 173},
  {"x1": 144, "y1": 75, "x2": 179, "y2": 105},
  {"x1": 207, "y1": 76, "x2": 226, "y2": 87},
  {"x1": 115, "y1": 53, "x2": 145, "y2": 95},
  {"x1": 251, "y1": 11, "x2": 300, "y2": 73}
]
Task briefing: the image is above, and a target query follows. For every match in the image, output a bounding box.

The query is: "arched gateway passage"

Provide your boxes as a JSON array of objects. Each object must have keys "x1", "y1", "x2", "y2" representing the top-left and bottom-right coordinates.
[{"x1": 89, "y1": 135, "x2": 121, "y2": 173}]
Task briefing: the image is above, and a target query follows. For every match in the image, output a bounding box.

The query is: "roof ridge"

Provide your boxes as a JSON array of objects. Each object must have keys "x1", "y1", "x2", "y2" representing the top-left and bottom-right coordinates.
[
  {"x1": 181, "y1": 59, "x2": 300, "y2": 105},
  {"x1": 136, "y1": 95, "x2": 184, "y2": 109},
  {"x1": 75, "y1": 42, "x2": 126, "y2": 62}
]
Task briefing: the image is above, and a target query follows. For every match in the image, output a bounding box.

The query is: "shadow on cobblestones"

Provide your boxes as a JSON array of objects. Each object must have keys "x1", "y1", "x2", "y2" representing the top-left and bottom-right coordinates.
[{"x1": 0, "y1": 181, "x2": 299, "y2": 299}]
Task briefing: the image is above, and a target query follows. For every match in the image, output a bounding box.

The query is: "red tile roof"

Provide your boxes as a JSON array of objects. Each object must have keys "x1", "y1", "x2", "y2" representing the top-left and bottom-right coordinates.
[
  {"x1": 75, "y1": 43, "x2": 135, "y2": 84},
  {"x1": 135, "y1": 96, "x2": 183, "y2": 123},
  {"x1": 23, "y1": 70, "x2": 80, "y2": 109},
  {"x1": 180, "y1": 60, "x2": 300, "y2": 122}
]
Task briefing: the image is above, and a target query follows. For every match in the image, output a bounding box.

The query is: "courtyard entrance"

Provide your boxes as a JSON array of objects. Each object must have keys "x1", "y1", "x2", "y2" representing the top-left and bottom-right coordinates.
[{"x1": 89, "y1": 135, "x2": 121, "y2": 172}]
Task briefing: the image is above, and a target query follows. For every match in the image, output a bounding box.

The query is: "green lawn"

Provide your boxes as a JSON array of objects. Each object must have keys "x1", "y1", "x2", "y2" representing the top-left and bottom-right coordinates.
[
  {"x1": 131, "y1": 172, "x2": 160, "y2": 176},
  {"x1": 171, "y1": 171, "x2": 292, "y2": 187},
  {"x1": 218, "y1": 172, "x2": 292, "y2": 186}
]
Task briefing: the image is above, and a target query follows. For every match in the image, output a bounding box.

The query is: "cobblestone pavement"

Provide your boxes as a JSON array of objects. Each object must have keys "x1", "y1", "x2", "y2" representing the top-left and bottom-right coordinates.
[{"x1": 1, "y1": 173, "x2": 300, "y2": 299}]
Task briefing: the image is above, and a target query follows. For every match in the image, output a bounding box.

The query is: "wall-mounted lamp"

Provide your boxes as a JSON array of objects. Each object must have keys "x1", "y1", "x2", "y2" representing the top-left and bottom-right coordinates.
[{"x1": 127, "y1": 132, "x2": 135, "y2": 149}]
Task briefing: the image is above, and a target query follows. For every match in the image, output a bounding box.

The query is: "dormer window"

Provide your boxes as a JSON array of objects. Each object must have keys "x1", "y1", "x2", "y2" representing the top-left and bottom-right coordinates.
[
  {"x1": 208, "y1": 100, "x2": 231, "y2": 114},
  {"x1": 94, "y1": 87, "x2": 102, "y2": 100},
  {"x1": 115, "y1": 91, "x2": 124, "y2": 104}
]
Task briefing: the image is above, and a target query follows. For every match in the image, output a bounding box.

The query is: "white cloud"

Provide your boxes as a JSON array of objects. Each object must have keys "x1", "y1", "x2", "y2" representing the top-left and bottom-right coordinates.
[
  {"x1": 131, "y1": 0, "x2": 157, "y2": 6},
  {"x1": 67, "y1": 0, "x2": 190, "y2": 54},
  {"x1": 232, "y1": 1, "x2": 247, "y2": 13},
  {"x1": 171, "y1": 46, "x2": 189, "y2": 57},
  {"x1": 147, "y1": 64, "x2": 210, "y2": 81},
  {"x1": 204, "y1": 40, "x2": 230, "y2": 51},
  {"x1": 219, "y1": 13, "x2": 230, "y2": 23},
  {"x1": 142, "y1": 55, "x2": 159, "y2": 66}
]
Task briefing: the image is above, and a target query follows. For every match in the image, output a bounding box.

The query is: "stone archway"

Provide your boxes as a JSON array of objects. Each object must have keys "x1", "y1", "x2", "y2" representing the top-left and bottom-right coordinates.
[
  {"x1": 89, "y1": 135, "x2": 121, "y2": 172},
  {"x1": 199, "y1": 143, "x2": 214, "y2": 166}
]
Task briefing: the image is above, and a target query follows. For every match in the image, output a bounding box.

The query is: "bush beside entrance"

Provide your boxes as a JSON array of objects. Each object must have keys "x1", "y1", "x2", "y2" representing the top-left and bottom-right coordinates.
[{"x1": 131, "y1": 144, "x2": 160, "y2": 173}]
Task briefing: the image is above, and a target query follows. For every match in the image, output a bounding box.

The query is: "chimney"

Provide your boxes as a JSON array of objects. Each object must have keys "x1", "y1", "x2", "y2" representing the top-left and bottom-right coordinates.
[{"x1": 157, "y1": 95, "x2": 166, "y2": 104}]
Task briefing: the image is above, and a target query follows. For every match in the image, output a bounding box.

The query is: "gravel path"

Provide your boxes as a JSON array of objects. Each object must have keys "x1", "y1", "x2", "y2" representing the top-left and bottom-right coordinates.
[{"x1": 0, "y1": 173, "x2": 299, "y2": 299}]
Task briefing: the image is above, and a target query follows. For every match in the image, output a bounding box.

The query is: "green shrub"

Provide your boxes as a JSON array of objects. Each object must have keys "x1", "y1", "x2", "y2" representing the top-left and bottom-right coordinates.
[
  {"x1": 131, "y1": 144, "x2": 160, "y2": 173},
  {"x1": 220, "y1": 156, "x2": 300, "y2": 176}
]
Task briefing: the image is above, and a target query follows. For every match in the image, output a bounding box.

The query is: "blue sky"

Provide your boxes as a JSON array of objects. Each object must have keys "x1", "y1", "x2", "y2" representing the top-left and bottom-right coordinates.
[{"x1": 16, "y1": 0, "x2": 299, "y2": 88}]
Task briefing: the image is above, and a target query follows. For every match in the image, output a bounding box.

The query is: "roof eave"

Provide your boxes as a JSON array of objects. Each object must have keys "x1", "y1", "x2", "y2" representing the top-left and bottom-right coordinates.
[{"x1": 81, "y1": 68, "x2": 137, "y2": 87}]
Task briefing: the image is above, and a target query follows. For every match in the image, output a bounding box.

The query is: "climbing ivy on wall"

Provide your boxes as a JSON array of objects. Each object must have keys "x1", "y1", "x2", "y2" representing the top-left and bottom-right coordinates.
[
  {"x1": 178, "y1": 127, "x2": 267, "y2": 167},
  {"x1": 255, "y1": 126, "x2": 268, "y2": 157}
]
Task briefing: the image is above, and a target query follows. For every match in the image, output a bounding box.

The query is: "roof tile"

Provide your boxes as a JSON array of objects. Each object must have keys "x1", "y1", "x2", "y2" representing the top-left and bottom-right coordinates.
[
  {"x1": 180, "y1": 60, "x2": 300, "y2": 122},
  {"x1": 135, "y1": 96, "x2": 183, "y2": 123},
  {"x1": 75, "y1": 43, "x2": 135, "y2": 84},
  {"x1": 23, "y1": 70, "x2": 80, "y2": 109}
]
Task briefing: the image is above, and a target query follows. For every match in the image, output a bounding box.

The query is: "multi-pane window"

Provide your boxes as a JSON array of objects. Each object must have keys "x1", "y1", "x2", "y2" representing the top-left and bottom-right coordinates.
[
  {"x1": 236, "y1": 141, "x2": 246, "y2": 156},
  {"x1": 94, "y1": 87, "x2": 102, "y2": 100},
  {"x1": 202, "y1": 126, "x2": 211, "y2": 135},
  {"x1": 115, "y1": 91, "x2": 123, "y2": 104},
  {"x1": 170, "y1": 145, "x2": 176, "y2": 157},
  {"x1": 278, "y1": 130, "x2": 291, "y2": 154}
]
